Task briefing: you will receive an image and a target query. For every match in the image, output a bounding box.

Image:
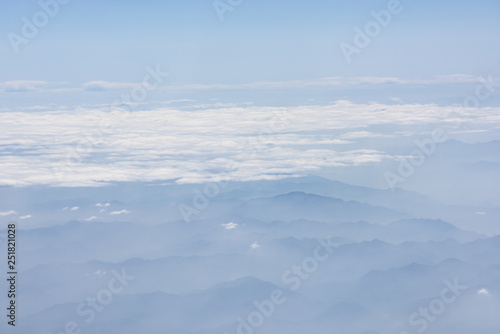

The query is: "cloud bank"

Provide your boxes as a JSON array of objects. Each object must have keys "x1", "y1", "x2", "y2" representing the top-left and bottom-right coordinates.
[{"x1": 0, "y1": 101, "x2": 498, "y2": 187}]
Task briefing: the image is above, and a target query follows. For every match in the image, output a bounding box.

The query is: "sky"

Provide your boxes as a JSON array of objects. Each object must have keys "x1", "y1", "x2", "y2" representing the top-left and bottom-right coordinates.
[
  {"x1": 0, "y1": 0, "x2": 500, "y2": 191},
  {"x1": 1, "y1": 0, "x2": 499, "y2": 87}
]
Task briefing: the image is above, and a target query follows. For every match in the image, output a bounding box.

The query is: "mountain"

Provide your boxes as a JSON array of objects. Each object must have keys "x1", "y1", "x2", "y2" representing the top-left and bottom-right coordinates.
[
  {"x1": 16, "y1": 277, "x2": 308, "y2": 334},
  {"x1": 235, "y1": 191, "x2": 408, "y2": 223}
]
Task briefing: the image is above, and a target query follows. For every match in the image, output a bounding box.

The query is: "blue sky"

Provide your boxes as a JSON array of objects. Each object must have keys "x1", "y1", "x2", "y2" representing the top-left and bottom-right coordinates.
[{"x1": 1, "y1": 0, "x2": 499, "y2": 86}]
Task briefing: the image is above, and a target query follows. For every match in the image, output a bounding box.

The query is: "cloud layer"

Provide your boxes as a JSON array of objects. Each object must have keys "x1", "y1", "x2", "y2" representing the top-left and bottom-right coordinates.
[
  {"x1": 1, "y1": 74, "x2": 497, "y2": 93},
  {"x1": 0, "y1": 101, "x2": 499, "y2": 187}
]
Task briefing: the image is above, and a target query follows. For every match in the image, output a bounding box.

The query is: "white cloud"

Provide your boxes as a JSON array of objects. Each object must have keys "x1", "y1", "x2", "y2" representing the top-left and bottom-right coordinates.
[
  {"x1": 96, "y1": 203, "x2": 110, "y2": 207},
  {"x1": 155, "y1": 75, "x2": 495, "y2": 92},
  {"x1": 94, "y1": 270, "x2": 106, "y2": 276},
  {"x1": 19, "y1": 214, "x2": 32, "y2": 219},
  {"x1": 250, "y1": 242, "x2": 260, "y2": 249},
  {"x1": 2, "y1": 74, "x2": 494, "y2": 95},
  {"x1": 0, "y1": 80, "x2": 49, "y2": 92},
  {"x1": 340, "y1": 131, "x2": 394, "y2": 140},
  {"x1": 221, "y1": 222, "x2": 238, "y2": 230},
  {"x1": 84, "y1": 216, "x2": 97, "y2": 221},
  {"x1": 432, "y1": 74, "x2": 483, "y2": 84},
  {"x1": 477, "y1": 288, "x2": 491, "y2": 296},
  {"x1": 70, "y1": 206, "x2": 80, "y2": 211},
  {"x1": 110, "y1": 210, "x2": 131, "y2": 215},
  {"x1": 0, "y1": 210, "x2": 16, "y2": 216},
  {"x1": 82, "y1": 81, "x2": 137, "y2": 91},
  {"x1": 476, "y1": 211, "x2": 486, "y2": 215},
  {"x1": 0, "y1": 101, "x2": 498, "y2": 187}
]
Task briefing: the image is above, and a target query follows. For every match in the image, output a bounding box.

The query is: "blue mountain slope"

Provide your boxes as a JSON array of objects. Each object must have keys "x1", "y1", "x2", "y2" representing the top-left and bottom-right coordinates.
[{"x1": 235, "y1": 191, "x2": 408, "y2": 223}]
